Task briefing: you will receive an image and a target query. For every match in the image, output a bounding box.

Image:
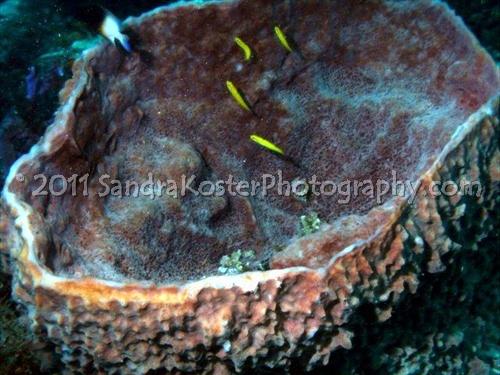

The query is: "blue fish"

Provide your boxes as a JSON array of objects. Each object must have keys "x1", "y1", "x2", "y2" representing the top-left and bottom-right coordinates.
[{"x1": 25, "y1": 66, "x2": 37, "y2": 100}]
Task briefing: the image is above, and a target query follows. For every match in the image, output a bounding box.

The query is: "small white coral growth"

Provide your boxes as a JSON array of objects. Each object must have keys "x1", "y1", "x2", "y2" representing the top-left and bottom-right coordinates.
[
  {"x1": 218, "y1": 250, "x2": 263, "y2": 275},
  {"x1": 299, "y1": 212, "x2": 323, "y2": 236}
]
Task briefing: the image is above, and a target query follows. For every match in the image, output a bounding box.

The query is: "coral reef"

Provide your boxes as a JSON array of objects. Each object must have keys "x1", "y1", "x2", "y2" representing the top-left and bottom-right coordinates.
[
  {"x1": 311, "y1": 173, "x2": 500, "y2": 375},
  {"x1": 0, "y1": 0, "x2": 168, "y2": 191},
  {"x1": 0, "y1": 273, "x2": 39, "y2": 374},
  {"x1": 0, "y1": 0, "x2": 93, "y2": 192},
  {"x1": 0, "y1": 0, "x2": 498, "y2": 373}
]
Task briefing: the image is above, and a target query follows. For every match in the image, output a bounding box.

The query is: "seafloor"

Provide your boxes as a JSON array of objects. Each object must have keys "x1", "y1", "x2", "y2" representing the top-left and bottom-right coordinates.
[{"x1": 0, "y1": 0, "x2": 498, "y2": 374}]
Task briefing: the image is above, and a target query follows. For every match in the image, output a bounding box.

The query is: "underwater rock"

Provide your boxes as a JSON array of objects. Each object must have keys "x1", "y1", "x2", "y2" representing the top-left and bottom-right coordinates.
[{"x1": 0, "y1": 0, "x2": 498, "y2": 373}]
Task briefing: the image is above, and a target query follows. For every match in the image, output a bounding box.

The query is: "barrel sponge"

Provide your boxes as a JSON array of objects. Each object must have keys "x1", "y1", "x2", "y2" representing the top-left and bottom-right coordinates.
[{"x1": 0, "y1": 0, "x2": 498, "y2": 373}]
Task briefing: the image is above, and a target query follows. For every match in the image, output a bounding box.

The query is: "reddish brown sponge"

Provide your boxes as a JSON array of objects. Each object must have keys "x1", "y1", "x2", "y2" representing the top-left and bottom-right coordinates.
[{"x1": 0, "y1": 0, "x2": 498, "y2": 373}]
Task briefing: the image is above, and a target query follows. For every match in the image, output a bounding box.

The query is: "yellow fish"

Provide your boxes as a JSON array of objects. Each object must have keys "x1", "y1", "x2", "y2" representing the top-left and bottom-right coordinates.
[
  {"x1": 234, "y1": 37, "x2": 253, "y2": 61},
  {"x1": 274, "y1": 26, "x2": 293, "y2": 53},
  {"x1": 250, "y1": 134, "x2": 284, "y2": 156},
  {"x1": 226, "y1": 80, "x2": 251, "y2": 111}
]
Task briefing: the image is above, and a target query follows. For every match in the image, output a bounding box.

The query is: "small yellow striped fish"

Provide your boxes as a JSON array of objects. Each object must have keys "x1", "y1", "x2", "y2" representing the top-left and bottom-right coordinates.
[
  {"x1": 234, "y1": 37, "x2": 253, "y2": 61},
  {"x1": 250, "y1": 134, "x2": 284, "y2": 156},
  {"x1": 226, "y1": 80, "x2": 251, "y2": 111},
  {"x1": 274, "y1": 26, "x2": 293, "y2": 52}
]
